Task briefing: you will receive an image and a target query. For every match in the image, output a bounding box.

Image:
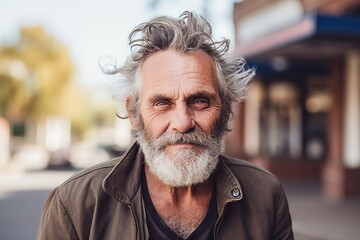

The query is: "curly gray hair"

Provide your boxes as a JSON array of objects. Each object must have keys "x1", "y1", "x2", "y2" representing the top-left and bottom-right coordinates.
[{"x1": 103, "y1": 11, "x2": 254, "y2": 130}]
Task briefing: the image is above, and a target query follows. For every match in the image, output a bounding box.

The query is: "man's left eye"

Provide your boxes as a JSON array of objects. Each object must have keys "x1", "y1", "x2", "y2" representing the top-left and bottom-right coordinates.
[{"x1": 190, "y1": 98, "x2": 210, "y2": 110}]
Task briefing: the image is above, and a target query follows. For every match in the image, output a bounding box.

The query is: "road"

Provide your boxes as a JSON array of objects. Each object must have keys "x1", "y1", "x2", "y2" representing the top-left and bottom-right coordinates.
[{"x1": 0, "y1": 170, "x2": 75, "y2": 240}]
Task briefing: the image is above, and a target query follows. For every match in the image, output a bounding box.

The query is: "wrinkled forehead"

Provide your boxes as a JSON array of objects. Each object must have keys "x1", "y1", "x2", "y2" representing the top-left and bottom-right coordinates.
[{"x1": 139, "y1": 49, "x2": 219, "y2": 94}]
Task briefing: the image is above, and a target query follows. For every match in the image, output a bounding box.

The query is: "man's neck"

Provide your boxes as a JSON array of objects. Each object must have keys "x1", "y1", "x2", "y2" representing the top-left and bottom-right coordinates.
[{"x1": 144, "y1": 164, "x2": 214, "y2": 238}]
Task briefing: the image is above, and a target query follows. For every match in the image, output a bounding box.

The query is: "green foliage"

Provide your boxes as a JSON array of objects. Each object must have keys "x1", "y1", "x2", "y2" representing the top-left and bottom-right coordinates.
[
  {"x1": 0, "y1": 26, "x2": 74, "y2": 120},
  {"x1": 0, "y1": 71, "x2": 31, "y2": 118},
  {"x1": 0, "y1": 26, "x2": 119, "y2": 140}
]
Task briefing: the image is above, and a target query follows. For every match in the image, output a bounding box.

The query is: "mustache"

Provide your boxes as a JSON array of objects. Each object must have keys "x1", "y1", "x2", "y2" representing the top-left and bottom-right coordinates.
[{"x1": 151, "y1": 129, "x2": 216, "y2": 150}]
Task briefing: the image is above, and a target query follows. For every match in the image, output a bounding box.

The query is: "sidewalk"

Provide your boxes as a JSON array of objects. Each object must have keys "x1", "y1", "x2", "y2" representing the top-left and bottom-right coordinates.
[{"x1": 284, "y1": 182, "x2": 360, "y2": 240}]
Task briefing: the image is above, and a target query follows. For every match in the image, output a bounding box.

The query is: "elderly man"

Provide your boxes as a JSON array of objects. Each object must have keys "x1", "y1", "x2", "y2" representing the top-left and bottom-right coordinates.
[{"x1": 37, "y1": 11, "x2": 293, "y2": 240}]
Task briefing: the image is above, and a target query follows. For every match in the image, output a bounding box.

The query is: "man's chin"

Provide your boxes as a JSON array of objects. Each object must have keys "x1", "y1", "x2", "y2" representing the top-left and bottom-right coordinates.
[
  {"x1": 163, "y1": 143, "x2": 203, "y2": 155},
  {"x1": 144, "y1": 146, "x2": 220, "y2": 187}
]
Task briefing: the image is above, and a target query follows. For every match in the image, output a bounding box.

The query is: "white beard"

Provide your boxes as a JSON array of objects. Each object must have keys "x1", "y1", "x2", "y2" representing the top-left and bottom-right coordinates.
[{"x1": 137, "y1": 130, "x2": 223, "y2": 187}]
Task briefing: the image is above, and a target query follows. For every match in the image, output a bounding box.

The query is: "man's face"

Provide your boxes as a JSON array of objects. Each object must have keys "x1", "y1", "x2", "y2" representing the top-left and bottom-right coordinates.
[{"x1": 131, "y1": 49, "x2": 224, "y2": 186}]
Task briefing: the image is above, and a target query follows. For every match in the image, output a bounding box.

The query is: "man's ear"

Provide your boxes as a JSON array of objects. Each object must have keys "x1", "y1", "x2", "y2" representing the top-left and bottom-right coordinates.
[{"x1": 126, "y1": 96, "x2": 136, "y2": 129}]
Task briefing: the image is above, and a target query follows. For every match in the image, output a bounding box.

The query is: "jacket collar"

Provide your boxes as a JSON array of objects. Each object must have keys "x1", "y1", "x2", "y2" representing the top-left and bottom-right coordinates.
[
  {"x1": 102, "y1": 142, "x2": 243, "y2": 209},
  {"x1": 102, "y1": 142, "x2": 143, "y2": 205},
  {"x1": 215, "y1": 156, "x2": 243, "y2": 214}
]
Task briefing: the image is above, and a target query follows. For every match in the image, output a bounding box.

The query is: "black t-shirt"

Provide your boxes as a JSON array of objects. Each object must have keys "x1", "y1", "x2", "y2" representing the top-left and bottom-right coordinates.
[{"x1": 141, "y1": 173, "x2": 217, "y2": 240}]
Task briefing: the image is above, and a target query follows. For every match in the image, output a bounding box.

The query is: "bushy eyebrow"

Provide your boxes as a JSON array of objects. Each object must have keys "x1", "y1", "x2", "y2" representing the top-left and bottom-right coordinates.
[
  {"x1": 148, "y1": 94, "x2": 172, "y2": 104},
  {"x1": 188, "y1": 91, "x2": 217, "y2": 101},
  {"x1": 148, "y1": 90, "x2": 217, "y2": 104}
]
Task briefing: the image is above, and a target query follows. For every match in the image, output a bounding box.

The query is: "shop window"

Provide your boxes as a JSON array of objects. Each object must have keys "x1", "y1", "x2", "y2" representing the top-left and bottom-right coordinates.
[
  {"x1": 304, "y1": 76, "x2": 330, "y2": 160},
  {"x1": 260, "y1": 81, "x2": 302, "y2": 159}
]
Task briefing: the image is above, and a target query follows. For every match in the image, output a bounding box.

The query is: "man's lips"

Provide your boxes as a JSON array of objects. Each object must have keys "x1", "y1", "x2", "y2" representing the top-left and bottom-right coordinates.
[
  {"x1": 168, "y1": 143, "x2": 197, "y2": 147},
  {"x1": 160, "y1": 142, "x2": 203, "y2": 150}
]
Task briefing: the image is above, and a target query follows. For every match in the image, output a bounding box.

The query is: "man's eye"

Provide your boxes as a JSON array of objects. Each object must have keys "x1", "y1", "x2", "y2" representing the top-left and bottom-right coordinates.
[
  {"x1": 154, "y1": 101, "x2": 170, "y2": 108},
  {"x1": 155, "y1": 101, "x2": 167, "y2": 106},
  {"x1": 190, "y1": 98, "x2": 210, "y2": 110}
]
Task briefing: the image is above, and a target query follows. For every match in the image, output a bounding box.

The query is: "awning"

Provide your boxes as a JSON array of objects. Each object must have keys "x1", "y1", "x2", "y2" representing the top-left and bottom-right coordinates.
[{"x1": 233, "y1": 13, "x2": 360, "y2": 61}]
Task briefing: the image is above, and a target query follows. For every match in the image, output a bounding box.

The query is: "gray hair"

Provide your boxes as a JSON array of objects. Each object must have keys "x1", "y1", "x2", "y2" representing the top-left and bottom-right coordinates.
[{"x1": 102, "y1": 11, "x2": 254, "y2": 128}]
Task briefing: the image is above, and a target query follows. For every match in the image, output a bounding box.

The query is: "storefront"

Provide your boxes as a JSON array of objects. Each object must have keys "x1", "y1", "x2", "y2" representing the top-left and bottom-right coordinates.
[{"x1": 228, "y1": 0, "x2": 360, "y2": 200}]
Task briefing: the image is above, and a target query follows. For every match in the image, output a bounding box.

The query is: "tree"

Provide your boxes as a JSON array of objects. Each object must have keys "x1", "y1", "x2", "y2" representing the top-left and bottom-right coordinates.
[{"x1": 0, "y1": 26, "x2": 74, "y2": 121}]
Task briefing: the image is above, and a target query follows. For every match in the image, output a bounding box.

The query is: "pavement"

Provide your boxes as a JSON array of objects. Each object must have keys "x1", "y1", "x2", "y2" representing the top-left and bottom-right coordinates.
[
  {"x1": 284, "y1": 182, "x2": 360, "y2": 240},
  {"x1": 0, "y1": 167, "x2": 359, "y2": 240},
  {"x1": 0, "y1": 168, "x2": 76, "y2": 240}
]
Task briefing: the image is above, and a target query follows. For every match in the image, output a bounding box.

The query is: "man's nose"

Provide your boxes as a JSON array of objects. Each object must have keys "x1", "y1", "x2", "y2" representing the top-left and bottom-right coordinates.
[{"x1": 170, "y1": 104, "x2": 195, "y2": 133}]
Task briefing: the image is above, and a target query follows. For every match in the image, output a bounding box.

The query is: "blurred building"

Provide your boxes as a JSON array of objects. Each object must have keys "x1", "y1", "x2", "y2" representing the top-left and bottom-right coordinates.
[{"x1": 227, "y1": 0, "x2": 360, "y2": 200}]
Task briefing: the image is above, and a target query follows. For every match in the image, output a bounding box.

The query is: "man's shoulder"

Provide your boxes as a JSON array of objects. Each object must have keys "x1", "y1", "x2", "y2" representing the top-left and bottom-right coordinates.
[
  {"x1": 218, "y1": 155, "x2": 285, "y2": 204},
  {"x1": 220, "y1": 155, "x2": 274, "y2": 175},
  {"x1": 56, "y1": 157, "x2": 120, "y2": 193},
  {"x1": 219, "y1": 155, "x2": 279, "y2": 183}
]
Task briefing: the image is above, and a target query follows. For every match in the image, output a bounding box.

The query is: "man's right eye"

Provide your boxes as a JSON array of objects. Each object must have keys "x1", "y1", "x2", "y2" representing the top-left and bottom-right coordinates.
[
  {"x1": 154, "y1": 101, "x2": 170, "y2": 109},
  {"x1": 154, "y1": 101, "x2": 168, "y2": 106}
]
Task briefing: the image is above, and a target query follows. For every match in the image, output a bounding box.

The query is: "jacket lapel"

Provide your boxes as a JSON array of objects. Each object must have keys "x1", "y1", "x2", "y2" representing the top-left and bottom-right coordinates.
[
  {"x1": 102, "y1": 142, "x2": 142, "y2": 204},
  {"x1": 102, "y1": 142, "x2": 149, "y2": 239},
  {"x1": 215, "y1": 156, "x2": 248, "y2": 239}
]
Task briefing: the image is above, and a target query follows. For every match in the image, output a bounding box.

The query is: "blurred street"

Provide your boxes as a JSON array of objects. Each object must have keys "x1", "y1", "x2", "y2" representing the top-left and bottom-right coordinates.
[
  {"x1": 284, "y1": 183, "x2": 360, "y2": 240},
  {"x1": 0, "y1": 169, "x2": 75, "y2": 240},
  {"x1": 1, "y1": 167, "x2": 359, "y2": 240}
]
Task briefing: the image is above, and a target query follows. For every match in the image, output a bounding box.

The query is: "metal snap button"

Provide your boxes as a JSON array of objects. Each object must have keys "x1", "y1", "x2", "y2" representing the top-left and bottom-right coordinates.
[{"x1": 232, "y1": 188, "x2": 240, "y2": 197}]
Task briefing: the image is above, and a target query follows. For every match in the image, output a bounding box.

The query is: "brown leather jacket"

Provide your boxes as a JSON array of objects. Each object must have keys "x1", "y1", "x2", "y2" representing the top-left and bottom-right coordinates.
[{"x1": 37, "y1": 143, "x2": 293, "y2": 240}]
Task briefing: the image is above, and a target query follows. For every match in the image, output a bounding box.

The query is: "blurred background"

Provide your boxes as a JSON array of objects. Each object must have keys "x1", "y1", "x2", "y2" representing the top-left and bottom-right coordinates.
[{"x1": 0, "y1": 0, "x2": 359, "y2": 239}]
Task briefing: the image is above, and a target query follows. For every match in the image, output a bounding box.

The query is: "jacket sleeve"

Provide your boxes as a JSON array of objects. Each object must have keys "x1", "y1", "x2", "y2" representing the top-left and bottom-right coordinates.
[
  {"x1": 272, "y1": 183, "x2": 294, "y2": 240},
  {"x1": 37, "y1": 188, "x2": 79, "y2": 240}
]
